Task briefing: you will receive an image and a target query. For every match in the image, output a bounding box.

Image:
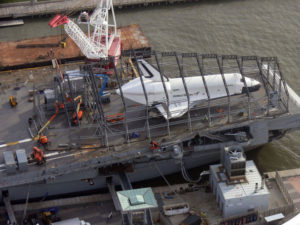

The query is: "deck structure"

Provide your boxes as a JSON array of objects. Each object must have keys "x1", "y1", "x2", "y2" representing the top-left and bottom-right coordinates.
[{"x1": 0, "y1": 51, "x2": 300, "y2": 204}]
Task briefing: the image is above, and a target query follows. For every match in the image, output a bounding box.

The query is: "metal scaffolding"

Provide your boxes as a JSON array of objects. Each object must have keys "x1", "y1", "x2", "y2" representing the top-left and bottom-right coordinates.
[{"x1": 33, "y1": 51, "x2": 290, "y2": 149}]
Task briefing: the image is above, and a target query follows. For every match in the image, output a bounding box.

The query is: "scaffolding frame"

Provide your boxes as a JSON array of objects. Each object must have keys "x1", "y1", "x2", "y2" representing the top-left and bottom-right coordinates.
[{"x1": 33, "y1": 51, "x2": 290, "y2": 148}]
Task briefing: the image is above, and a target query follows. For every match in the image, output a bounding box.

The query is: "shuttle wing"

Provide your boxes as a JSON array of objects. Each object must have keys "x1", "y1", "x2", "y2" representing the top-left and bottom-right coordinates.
[
  {"x1": 156, "y1": 102, "x2": 190, "y2": 119},
  {"x1": 137, "y1": 59, "x2": 168, "y2": 82}
]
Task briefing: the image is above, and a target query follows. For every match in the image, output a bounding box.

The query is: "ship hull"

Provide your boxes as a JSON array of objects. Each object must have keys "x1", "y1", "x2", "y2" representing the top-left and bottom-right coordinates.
[
  {"x1": 4, "y1": 144, "x2": 252, "y2": 201},
  {"x1": 3, "y1": 111, "x2": 300, "y2": 201}
]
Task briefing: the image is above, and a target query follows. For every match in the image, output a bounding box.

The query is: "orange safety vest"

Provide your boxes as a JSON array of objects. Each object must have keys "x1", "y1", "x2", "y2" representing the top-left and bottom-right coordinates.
[
  {"x1": 39, "y1": 135, "x2": 48, "y2": 144},
  {"x1": 150, "y1": 141, "x2": 159, "y2": 150},
  {"x1": 33, "y1": 146, "x2": 45, "y2": 162}
]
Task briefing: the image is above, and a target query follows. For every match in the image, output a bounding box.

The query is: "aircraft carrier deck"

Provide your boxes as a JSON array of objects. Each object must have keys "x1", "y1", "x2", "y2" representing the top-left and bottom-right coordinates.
[{"x1": 1, "y1": 52, "x2": 300, "y2": 211}]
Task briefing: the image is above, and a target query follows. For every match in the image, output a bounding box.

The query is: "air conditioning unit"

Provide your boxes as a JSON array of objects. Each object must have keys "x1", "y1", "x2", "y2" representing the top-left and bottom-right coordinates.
[{"x1": 223, "y1": 145, "x2": 246, "y2": 178}]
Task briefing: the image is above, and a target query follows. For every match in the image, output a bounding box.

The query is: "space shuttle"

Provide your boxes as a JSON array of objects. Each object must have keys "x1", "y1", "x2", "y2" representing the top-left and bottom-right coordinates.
[{"x1": 116, "y1": 59, "x2": 261, "y2": 119}]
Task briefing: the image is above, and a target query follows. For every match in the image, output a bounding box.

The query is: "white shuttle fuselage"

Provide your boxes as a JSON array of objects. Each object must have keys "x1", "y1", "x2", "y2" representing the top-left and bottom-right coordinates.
[{"x1": 117, "y1": 60, "x2": 261, "y2": 119}]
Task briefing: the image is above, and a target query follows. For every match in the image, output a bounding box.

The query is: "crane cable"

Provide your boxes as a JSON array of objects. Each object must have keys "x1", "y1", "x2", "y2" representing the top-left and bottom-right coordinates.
[{"x1": 152, "y1": 162, "x2": 185, "y2": 202}]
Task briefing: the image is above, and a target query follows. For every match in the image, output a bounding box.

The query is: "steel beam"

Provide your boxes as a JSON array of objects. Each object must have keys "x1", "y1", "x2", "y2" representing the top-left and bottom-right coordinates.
[
  {"x1": 133, "y1": 52, "x2": 151, "y2": 139},
  {"x1": 154, "y1": 52, "x2": 171, "y2": 136},
  {"x1": 216, "y1": 56, "x2": 231, "y2": 123},
  {"x1": 88, "y1": 67, "x2": 108, "y2": 146},
  {"x1": 175, "y1": 53, "x2": 192, "y2": 131},
  {"x1": 113, "y1": 57, "x2": 130, "y2": 142},
  {"x1": 118, "y1": 171, "x2": 133, "y2": 190},
  {"x1": 275, "y1": 59, "x2": 289, "y2": 111},
  {"x1": 235, "y1": 57, "x2": 251, "y2": 120},
  {"x1": 254, "y1": 57, "x2": 270, "y2": 115},
  {"x1": 106, "y1": 177, "x2": 121, "y2": 211},
  {"x1": 66, "y1": 74, "x2": 80, "y2": 127},
  {"x1": 196, "y1": 54, "x2": 211, "y2": 126},
  {"x1": 57, "y1": 75, "x2": 71, "y2": 127},
  {"x1": 2, "y1": 191, "x2": 17, "y2": 225}
]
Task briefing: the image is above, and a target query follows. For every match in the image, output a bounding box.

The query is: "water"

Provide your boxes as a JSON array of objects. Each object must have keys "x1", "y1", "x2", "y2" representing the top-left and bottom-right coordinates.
[{"x1": 1, "y1": 0, "x2": 300, "y2": 172}]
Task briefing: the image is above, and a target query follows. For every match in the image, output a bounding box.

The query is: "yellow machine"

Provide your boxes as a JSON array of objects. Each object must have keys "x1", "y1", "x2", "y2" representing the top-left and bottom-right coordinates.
[
  {"x1": 9, "y1": 96, "x2": 17, "y2": 107},
  {"x1": 60, "y1": 41, "x2": 66, "y2": 48}
]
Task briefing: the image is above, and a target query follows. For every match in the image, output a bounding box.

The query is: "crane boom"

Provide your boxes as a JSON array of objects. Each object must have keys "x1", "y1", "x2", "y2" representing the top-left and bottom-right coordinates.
[
  {"x1": 64, "y1": 19, "x2": 106, "y2": 59},
  {"x1": 49, "y1": 0, "x2": 120, "y2": 60}
]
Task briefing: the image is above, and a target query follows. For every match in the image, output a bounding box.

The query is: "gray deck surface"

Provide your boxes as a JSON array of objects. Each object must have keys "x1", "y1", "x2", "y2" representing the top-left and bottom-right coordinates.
[
  {"x1": 0, "y1": 181, "x2": 292, "y2": 225},
  {"x1": 0, "y1": 56, "x2": 291, "y2": 190}
]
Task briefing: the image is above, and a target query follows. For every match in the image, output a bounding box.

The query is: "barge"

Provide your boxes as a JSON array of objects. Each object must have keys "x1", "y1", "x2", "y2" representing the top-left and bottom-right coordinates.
[{"x1": 0, "y1": 24, "x2": 150, "y2": 71}]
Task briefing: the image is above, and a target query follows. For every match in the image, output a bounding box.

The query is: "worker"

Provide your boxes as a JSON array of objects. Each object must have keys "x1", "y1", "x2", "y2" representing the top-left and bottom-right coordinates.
[
  {"x1": 32, "y1": 146, "x2": 46, "y2": 165},
  {"x1": 150, "y1": 141, "x2": 159, "y2": 150},
  {"x1": 9, "y1": 96, "x2": 17, "y2": 107},
  {"x1": 218, "y1": 108, "x2": 224, "y2": 118},
  {"x1": 72, "y1": 110, "x2": 83, "y2": 125},
  {"x1": 39, "y1": 135, "x2": 48, "y2": 145},
  {"x1": 131, "y1": 132, "x2": 139, "y2": 138}
]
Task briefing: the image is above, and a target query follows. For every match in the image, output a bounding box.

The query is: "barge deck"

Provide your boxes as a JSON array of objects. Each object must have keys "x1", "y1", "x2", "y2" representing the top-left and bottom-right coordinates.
[{"x1": 0, "y1": 24, "x2": 150, "y2": 70}]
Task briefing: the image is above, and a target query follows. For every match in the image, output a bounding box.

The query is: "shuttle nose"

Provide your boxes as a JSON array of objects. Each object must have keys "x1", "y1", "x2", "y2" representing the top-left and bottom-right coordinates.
[
  {"x1": 242, "y1": 77, "x2": 261, "y2": 93},
  {"x1": 114, "y1": 78, "x2": 148, "y2": 105},
  {"x1": 252, "y1": 79, "x2": 260, "y2": 87},
  {"x1": 250, "y1": 83, "x2": 261, "y2": 92}
]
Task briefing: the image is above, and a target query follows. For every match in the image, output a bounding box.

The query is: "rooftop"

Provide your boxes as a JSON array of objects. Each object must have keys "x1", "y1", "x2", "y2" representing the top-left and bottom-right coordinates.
[
  {"x1": 210, "y1": 160, "x2": 269, "y2": 200},
  {"x1": 117, "y1": 187, "x2": 158, "y2": 212}
]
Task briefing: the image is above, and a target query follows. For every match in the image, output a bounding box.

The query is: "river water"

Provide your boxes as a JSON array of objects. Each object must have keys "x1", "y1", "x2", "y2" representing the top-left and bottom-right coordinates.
[{"x1": 0, "y1": 0, "x2": 300, "y2": 172}]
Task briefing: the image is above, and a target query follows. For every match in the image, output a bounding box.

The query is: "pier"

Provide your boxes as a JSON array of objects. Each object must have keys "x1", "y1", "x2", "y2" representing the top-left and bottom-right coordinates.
[{"x1": 0, "y1": 0, "x2": 190, "y2": 19}]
